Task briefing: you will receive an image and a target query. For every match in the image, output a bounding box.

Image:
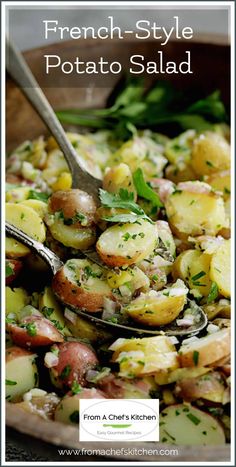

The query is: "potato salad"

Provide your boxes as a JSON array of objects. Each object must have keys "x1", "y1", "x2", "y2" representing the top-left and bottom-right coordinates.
[{"x1": 5, "y1": 124, "x2": 231, "y2": 445}]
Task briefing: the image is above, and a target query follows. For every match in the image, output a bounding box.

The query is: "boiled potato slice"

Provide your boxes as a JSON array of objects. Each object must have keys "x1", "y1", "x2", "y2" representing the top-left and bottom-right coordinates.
[
  {"x1": 205, "y1": 170, "x2": 230, "y2": 200},
  {"x1": 6, "y1": 287, "x2": 29, "y2": 317},
  {"x1": 178, "y1": 328, "x2": 230, "y2": 368},
  {"x1": 172, "y1": 249, "x2": 212, "y2": 297},
  {"x1": 110, "y1": 336, "x2": 179, "y2": 378},
  {"x1": 103, "y1": 163, "x2": 137, "y2": 199},
  {"x1": 54, "y1": 388, "x2": 106, "y2": 425},
  {"x1": 160, "y1": 404, "x2": 225, "y2": 445},
  {"x1": 6, "y1": 187, "x2": 30, "y2": 203},
  {"x1": 6, "y1": 203, "x2": 46, "y2": 242},
  {"x1": 210, "y1": 239, "x2": 230, "y2": 298},
  {"x1": 20, "y1": 199, "x2": 48, "y2": 219},
  {"x1": 107, "y1": 266, "x2": 150, "y2": 294},
  {"x1": 38, "y1": 287, "x2": 71, "y2": 337},
  {"x1": 46, "y1": 218, "x2": 96, "y2": 250},
  {"x1": 65, "y1": 313, "x2": 112, "y2": 343},
  {"x1": 155, "y1": 366, "x2": 211, "y2": 385},
  {"x1": 52, "y1": 258, "x2": 112, "y2": 312},
  {"x1": 165, "y1": 182, "x2": 227, "y2": 238},
  {"x1": 6, "y1": 347, "x2": 38, "y2": 402},
  {"x1": 156, "y1": 220, "x2": 176, "y2": 257},
  {"x1": 5, "y1": 236, "x2": 30, "y2": 257},
  {"x1": 191, "y1": 131, "x2": 230, "y2": 176},
  {"x1": 96, "y1": 219, "x2": 157, "y2": 267},
  {"x1": 125, "y1": 279, "x2": 187, "y2": 326}
]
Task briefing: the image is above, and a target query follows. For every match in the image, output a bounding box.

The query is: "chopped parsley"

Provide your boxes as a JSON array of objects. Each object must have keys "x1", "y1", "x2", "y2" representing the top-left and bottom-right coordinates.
[
  {"x1": 42, "y1": 306, "x2": 54, "y2": 318},
  {"x1": 69, "y1": 410, "x2": 80, "y2": 424},
  {"x1": 25, "y1": 322, "x2": 37, "y2": 336},
  {"x1": 60, "y1": 365, "x2": 71, "y2": 380},
  {"x1": 6, "y1": 263, "x2": 14, "y2": 278},
  {"x1": 71, "y1": 380, "x2": 82, "y2": 395},
  {"x1": 187, "y1": 413, "x2": 201, "y2": 425},
  {"x1": 5, "y1": 379, "x2": 17, "y2": 386}
]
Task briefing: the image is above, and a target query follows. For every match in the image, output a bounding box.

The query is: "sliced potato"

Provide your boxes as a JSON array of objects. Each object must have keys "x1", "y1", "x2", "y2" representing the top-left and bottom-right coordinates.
[
  {"x1": 65, "y1": 313, "x2": 112, "y2": 343},
  {"x1": 160, "y1": 404, "x2": 225, "y2": 445},
  {"x1": 191, "y1": 131, "x2": 230, "y2": 176},
  {"x1": 6, "y1": 203, "x2": 46, "y2": 242},
  {"x1": 39, "y1": 286, "x2": 71, "y2": 337},
  {"x1": 20, "y1": 199, "x2": 48, "y2": 218},
  {"x1": 96, "y1": 219, "x2": 157, "y2": 267},
  {"x1": 205, "y1": 170, "x2": 230, "y2": 199},
  {"x1": 14, "y1": 389, "x2": 60, "y2": 420},
  {"x1": 156, "y1": 220, "x2": 176, "y2": 257},
  {"x1": 48, "y1": 341, "x2": 98, "y2": 388},
  {"x1": 52, "y1": 258, "x2": 112, "y2": 312},
  {"x1": 6, "y1": 287, "x2": 29, "y2": 317},
  {"x1": 54, "y1": 388, "x2": 106, "y2": 425},
  {"x1": 7, "y1": 316, "x2": 64, "y2": 348},
  {"x1": 46, "y1": 217, "x2": 96, "y2": 250},
  {"x1": 178, "y1": 328, "x2": 230, "y2": 368},
  {"x1": 103, "y1": 163, "x2": 137, "y2": 199},
  {"x1": 202, "y1": 301, "x2": 231, "y2": 321},
  {"x1": 6, "y1": 187, "x2": 30, "y2": 203},
  {"x1": 165, "y1": 182, "x2": 227, "y2": 238},
  {"x1": 210, "y1": 239, "x2": 230, "y2": 297},
  {"x1": 172, "y1": 250, "x2": 212, "y2": 297},
  {"x1": 125, "y1": 280, "x2": 187, "y2": 326},
  {"x1": 6, "y1": 346, "x2": 38, "y2": 402},
  {"x1": 5, "y1": 236, "x2": 30, "y2": 257},
  {"x1": 174, "y1": 371, "x2": 225, "y2": 403},
  {"x1": 110, "y1": 336, "x2": 179, "y2": 378},
  {"x1": 106, "y1": 266, "x2": 150, "y2": 294},
  {"x1": 155, "y1": 367, "x2": 211, "y2": 385}
]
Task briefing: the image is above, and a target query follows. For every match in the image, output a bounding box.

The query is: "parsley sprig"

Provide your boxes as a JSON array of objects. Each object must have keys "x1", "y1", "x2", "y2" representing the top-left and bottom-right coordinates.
[{"x1": 99, "y1": 188, "x2": 153, "y2": 224}]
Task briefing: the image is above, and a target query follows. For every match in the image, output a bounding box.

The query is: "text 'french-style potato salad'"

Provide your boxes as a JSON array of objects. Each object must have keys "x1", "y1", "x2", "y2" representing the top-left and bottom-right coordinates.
[{"x1": 5, "y1": 121, "x2": 230, "y2": 445}]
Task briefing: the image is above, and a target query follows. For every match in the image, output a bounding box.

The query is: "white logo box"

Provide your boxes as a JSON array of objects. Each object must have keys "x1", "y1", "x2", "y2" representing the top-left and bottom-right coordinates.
[{"x1": 79, "y1": 399, "x2": 159, "y2": 442}]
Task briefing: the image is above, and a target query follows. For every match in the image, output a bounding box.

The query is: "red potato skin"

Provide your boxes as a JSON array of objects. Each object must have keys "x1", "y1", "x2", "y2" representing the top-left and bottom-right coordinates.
[
  {"x1": 6, "y1": 259, "x2": 23, "y2": 285},
  {"x1": 6, "y1": 345, "x2": 35, "y2": 362},
  {"x1": 52, "y1": 266, "x2": 112, "y2": 312},
  {"x1": 7, "y1": 316, "x2": 64, "y2": 348},
  {"x1": 48, "y1": 189, "x2": 96, "y2": 227},
  {"x1": 50, "y1": 342, "x2": 98, "y2": 387}
]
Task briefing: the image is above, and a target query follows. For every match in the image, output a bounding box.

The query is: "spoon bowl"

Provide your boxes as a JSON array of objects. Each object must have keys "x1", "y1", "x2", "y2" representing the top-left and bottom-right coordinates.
[{"x1": 6, "y1": 222, "x2": 207, "y2": 337}]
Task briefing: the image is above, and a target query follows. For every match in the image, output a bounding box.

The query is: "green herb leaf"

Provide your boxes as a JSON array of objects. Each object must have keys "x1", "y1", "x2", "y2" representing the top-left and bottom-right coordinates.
[
  {"x1": 99, "y1": 188, "x2": 152, "y2": 223},
  {"x1": 69, "y1": 410, "x2": 80, "y2": 424},
  {"x1": 60, "y1": 364, "x2": 71, "y2": 380},
  {"x1": 27, "y1": 190, "x2": 49, "y2": 203},
  {"x1": 6, "y1": 263, "x2": 14, "y2": 278},
  {"x1": 25, "y1": 322, "x2": 37, "y2": 336},
  {"x1": 193, "y1": 350, "x2": 199, "y2": 366},
  {"x1": 191, "y1": 271, "x2": 206, "y2": 281},
  {"x1": 133, "y1": 168, "x2": 163, "y2": 207},
  {"x1": 207, "y1": 282, "x2": 219, "y2": 304},
  {"x1": 71, "y1": 380, "x2": 82, "y2": 395}
]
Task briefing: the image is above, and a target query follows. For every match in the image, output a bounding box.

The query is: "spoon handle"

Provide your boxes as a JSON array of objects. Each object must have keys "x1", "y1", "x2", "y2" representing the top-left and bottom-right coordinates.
[
  {"x1": 6, "y1": 38, "x2": 101, "y2": 201},
  {"x1": 6, "y1": 222, "x2": 63, "y2": 275}
]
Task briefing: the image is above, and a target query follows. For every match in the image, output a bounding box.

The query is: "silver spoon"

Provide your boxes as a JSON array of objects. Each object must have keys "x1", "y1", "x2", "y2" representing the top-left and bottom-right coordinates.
[
  {"x1": 6, "y1": 222, "x2": 207, "y2": 337},
  {"x1": 6, "y1": 37, "x2": 101, "y2": 203}
]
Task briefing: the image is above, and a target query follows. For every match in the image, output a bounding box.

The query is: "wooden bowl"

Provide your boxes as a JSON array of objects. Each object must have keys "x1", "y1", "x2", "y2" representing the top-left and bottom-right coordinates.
[{"x1": 6, "y1": 36, "x2": 231, "y2": 462}]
